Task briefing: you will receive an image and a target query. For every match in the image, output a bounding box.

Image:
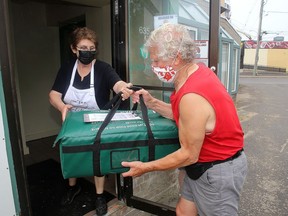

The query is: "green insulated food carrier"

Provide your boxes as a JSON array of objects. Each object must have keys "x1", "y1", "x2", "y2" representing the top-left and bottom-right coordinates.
[{"x1": 54, "y1": 95, "x2": 180, "y2": 178}]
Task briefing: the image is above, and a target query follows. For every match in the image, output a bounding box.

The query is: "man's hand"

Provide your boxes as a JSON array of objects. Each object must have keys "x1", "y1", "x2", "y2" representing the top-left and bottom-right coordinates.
[
  {"x1": 131, "y1": 89, "x2": 154, "y2": 107},
  {"x1": 121, "y1": 161, "x2": 147, "y2": 177}
]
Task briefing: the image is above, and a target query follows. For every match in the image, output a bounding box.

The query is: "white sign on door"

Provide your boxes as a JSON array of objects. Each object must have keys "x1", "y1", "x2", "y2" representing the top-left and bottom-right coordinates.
[{"x1": 154, "y1": 14, "x2": 178, "y2": 29}]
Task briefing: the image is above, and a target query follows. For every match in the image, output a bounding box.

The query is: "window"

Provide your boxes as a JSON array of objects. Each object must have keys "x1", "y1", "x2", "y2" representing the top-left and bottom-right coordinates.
[
  {"x1": 128, "y1": 0, "x2": 210, "y2": 101},
  {"x1": 221, "y1": 42, "x2": 230, "y2": 90},
  {"x1": 231, "y1": 48, "x2": 239, "y2": 93}
]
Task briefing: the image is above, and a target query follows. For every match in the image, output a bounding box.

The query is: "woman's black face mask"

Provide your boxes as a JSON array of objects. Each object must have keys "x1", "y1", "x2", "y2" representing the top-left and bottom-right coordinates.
[{"x1": 78, "y1": 50, "x2": 96, "y2": 65}]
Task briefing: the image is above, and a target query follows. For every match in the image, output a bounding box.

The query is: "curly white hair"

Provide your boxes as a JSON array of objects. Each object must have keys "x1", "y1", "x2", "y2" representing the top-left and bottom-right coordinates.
[{"x1": 144, "y1": 23, "x2": 197, "y2": 62}]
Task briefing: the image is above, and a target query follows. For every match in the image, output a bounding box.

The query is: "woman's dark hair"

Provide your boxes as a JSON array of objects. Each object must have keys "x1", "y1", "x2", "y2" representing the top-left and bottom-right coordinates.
[{"x1": 70, "y1": 27, "x2": 98, "y2": 49}]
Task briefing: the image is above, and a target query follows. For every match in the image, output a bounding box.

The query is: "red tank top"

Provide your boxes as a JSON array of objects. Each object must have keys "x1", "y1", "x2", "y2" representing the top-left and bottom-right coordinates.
[{"x1": 170, "y1": 64, "x2": 244, "y2": 162}]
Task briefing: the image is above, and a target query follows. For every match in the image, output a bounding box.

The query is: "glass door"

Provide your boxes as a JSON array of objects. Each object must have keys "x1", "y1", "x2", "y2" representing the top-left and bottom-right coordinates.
[
  {"x1": 127, "y1": 0, "x2": 212, "y2": 102},
  {"x1": 112, "y1": 0, "x2": 220, "y2": 215}
]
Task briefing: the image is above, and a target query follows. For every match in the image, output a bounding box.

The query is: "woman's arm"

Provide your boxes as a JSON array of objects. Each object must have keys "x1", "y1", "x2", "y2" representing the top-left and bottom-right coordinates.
[{"x1": 49, "y1": 90, "x2": 72, "y2": 121}]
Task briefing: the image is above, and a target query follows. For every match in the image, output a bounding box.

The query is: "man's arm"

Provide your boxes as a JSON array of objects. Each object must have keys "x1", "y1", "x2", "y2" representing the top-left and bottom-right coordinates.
[
  {"x1": 132, "y1": 89, "x2": 174, "y2": 119},
  {"x1": 122, "y1": 93, "x2": 211, "y2": 177}
]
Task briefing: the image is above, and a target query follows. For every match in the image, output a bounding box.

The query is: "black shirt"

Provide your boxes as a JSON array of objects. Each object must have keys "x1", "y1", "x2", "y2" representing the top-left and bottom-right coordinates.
[{"x1": 51, "y1": 59, "x2": 121, "y2": 109}]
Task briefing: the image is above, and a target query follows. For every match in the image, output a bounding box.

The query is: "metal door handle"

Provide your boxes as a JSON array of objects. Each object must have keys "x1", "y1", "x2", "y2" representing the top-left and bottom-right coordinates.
[{"x1": 210, "y1": 66, "x2": 216, "y2": 72}]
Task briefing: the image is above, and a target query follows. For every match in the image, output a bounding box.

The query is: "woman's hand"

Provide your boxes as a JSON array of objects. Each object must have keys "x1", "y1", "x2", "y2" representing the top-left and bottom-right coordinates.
[
  {"x1": 113, "y1": 81, "x2": 133, "y2": 100},
  {"x1": 49, "y1": 90, "x2": 73, "y2": 122},
  {"x1": 120, "y1": 82, "x2": 133, "y2": 100},
  {"x1": 60, "y1": 104, "x2": 73, "y2": 122}
]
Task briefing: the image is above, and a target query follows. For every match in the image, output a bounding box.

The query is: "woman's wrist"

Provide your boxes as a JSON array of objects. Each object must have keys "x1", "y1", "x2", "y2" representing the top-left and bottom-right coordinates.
[{"x1": 59, "y1": 103, "x2": 66, "y2": 113}]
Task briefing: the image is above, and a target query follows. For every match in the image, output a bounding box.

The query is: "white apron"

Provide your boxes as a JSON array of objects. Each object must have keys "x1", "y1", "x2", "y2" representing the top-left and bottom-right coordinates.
[{"x1": 63, "y1": 60, "x2": 100, "y2": 111}]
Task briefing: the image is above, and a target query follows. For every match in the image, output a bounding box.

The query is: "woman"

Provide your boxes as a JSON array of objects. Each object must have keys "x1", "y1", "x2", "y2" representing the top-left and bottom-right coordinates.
[{"x1": 49, "y1": 27, "x2": 132, "y2": 216}]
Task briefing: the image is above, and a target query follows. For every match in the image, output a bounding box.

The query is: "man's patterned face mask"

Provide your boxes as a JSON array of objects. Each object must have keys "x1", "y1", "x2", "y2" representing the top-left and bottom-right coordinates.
[{"x1": 151, "y1": 65, "x2": 176, "y2": 83}]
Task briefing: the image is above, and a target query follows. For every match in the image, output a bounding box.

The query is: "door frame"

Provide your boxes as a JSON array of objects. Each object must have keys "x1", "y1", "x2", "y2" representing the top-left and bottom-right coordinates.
[{"x1": 0, "y1": 0, "x2": 31, "y2": 215}]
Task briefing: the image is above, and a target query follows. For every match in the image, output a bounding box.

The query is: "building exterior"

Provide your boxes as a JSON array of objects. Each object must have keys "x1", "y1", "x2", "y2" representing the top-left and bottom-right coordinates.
[{"x1": 243, "y1": 40, "x2": 288, "y2": 72}]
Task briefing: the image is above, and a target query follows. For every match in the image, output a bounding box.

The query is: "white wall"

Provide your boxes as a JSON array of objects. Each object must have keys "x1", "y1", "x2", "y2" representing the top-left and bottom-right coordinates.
[
  {"x1": 12, "y1": 2, "x2": 61, "y2": 142},
  {"x1": 87, "y1": 4, "x2": 112, "y2": 64}
]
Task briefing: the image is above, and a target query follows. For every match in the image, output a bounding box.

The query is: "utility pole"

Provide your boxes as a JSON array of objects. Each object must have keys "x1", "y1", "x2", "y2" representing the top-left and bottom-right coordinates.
[{"x1": 253, "y1": 0, "x2": 265, "y2": 76}]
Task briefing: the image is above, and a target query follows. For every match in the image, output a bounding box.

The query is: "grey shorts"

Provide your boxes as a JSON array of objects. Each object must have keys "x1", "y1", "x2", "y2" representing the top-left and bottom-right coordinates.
[{"x1": 181, "y1": 152, "x2": 248, "y2": 216}]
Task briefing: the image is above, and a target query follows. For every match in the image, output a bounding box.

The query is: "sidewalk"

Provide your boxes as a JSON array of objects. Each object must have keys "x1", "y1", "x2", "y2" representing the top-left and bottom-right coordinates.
[{"x1": 240, "y1": 68, "x2": 288, "y2": 77}]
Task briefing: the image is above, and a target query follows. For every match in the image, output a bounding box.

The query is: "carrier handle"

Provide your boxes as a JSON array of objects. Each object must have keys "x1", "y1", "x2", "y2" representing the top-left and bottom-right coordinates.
[
  {"x1": 93, "y1": 92, "x2": 156, "y2": 176},
  {"x1": 95, "y1": 93, "x2": 155, "y2": 145},
  {"x1": 101, "y1": 85, "x2": 142, "y2": 110},
  {"x1": 101, "y1": 92, "x2": 122, "y2": 110}
]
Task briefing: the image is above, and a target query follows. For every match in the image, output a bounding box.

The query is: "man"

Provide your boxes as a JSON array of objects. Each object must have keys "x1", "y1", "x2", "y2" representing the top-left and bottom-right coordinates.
[{"x1": 122, "y1": 23, "x2": 247, "y2": 216}]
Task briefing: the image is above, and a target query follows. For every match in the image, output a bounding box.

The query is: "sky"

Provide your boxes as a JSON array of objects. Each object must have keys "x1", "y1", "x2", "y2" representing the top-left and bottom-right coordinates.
[{"x1": 229, "y1": 0, "x2": 288, "y2": 40}]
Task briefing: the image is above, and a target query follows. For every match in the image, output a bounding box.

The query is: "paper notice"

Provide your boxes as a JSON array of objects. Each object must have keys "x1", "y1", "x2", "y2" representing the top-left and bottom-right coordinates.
[{"x1": 83, "y1": 112, "x2": 141, "y2": 122}]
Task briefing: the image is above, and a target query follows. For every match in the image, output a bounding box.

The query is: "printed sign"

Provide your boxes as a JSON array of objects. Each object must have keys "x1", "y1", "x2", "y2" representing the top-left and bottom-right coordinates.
[
  {"x1": 194, "y1": 40, "x2": 209, "y2": 66},
  {"x1": 154, "y1": 14, "x2": 178, "y2": 29},
  {"x1": 244, "y1": 40, "x2": 288, "y2": 49},
  {"x1": 194, "y1": 40, "x2": 209, "y2": 58}
]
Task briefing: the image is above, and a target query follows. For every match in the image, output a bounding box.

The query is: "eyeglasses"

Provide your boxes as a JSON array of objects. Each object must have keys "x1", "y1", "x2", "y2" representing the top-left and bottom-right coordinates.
[{"x1": 76, "y1": 46, "x2": 96, "y2": 51}]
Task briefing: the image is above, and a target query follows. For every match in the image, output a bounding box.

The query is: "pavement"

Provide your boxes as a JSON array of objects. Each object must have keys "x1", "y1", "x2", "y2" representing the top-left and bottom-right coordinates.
[
  {"x1": 236, "y1": 74, "x2": 288, "y2": 215},
  {"x1": 240, "y1": 68, "x2": 288, "y2": 77}
]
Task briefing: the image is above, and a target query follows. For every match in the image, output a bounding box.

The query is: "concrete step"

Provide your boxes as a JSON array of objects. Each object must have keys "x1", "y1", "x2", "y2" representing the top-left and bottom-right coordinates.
[{"x1": 84, "y1": 198, "x2": 155, "y2": 216}]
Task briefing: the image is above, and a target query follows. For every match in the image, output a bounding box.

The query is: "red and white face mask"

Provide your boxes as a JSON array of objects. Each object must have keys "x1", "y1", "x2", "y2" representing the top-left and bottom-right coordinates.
[
  {"x1": 151, "y1": 39, "x2": 185, "y2": 83},
  {"x1": 151, "y1": 65, "x2": 177, "y2": 83}
]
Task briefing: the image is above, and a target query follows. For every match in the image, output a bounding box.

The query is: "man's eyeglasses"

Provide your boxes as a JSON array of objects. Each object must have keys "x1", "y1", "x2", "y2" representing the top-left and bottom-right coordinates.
[{"x1": 76, "y1": 46, "x2": 96, "y2": 51}]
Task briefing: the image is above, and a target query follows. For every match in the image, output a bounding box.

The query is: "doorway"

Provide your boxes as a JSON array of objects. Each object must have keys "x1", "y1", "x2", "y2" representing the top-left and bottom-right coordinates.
[
  {"x1": 59, "y1": 15, "x2": 86, "y2": 65},
  {"x1": 8, "y1": 0, "x2": 117, "y2": 215}
]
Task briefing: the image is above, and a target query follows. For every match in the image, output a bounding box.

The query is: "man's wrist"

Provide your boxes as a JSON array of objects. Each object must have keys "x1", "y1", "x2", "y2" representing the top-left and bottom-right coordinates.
[{"x1": 146, "y1": 97, "x2": 156, "y2": 110}]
